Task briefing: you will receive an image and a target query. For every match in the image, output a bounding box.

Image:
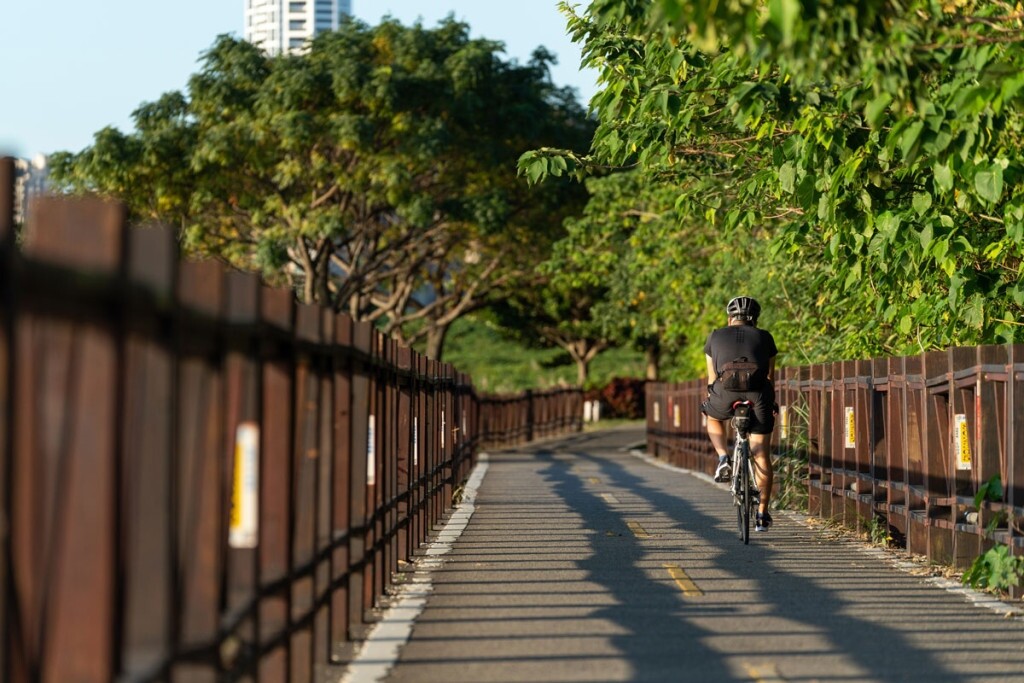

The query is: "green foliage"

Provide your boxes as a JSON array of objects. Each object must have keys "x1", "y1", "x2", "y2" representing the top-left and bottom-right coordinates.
[
  {"x1": 772, "y1": 402, "x2": 810, "y2": 512},
  {"x1": 962, "y1": 474, "x2": 1021, "y2": 592},
  {"x1": 862, "y1": 515, "x2": 894, "y2": 547},
  {"x1": 963, "y1": 545, "x2": 1024, "y2": 593},
  {"x1": 442, "y1": 315, "x2": 646, "y2": 393},
  {"x1": 521, "y1": 0, "x2": 1024, "y2": 376},
  {"x1": 52, "y1": 19, "x2": 592, "y2": 360},
  {"x1": 974, "y1": 473, "x2": 1004, "y2": 509}
]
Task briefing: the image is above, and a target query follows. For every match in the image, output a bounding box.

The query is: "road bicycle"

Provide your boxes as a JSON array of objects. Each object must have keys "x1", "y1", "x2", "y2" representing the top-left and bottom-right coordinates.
[{"x1": 730, "y1": 400, "x2": 759, "y2": 544}]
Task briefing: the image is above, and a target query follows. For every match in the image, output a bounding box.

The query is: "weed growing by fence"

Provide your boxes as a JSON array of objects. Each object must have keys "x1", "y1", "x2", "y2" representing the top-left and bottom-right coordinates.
[
  {"x1": 772, "y1": 402, "x2": 810, "y2": 512},
  {"x1": 962, "y1": 474, "x2": 1024, "y2": 593}
]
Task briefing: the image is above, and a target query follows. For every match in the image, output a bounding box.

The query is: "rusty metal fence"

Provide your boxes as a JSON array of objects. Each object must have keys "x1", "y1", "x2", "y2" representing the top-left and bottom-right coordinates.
[
  {"x1": 647, "y1": 350, "x2": 1024, "y2": 571},
  {"x1": 0, "y1": 159, "x2": 582, "y2": 682}
]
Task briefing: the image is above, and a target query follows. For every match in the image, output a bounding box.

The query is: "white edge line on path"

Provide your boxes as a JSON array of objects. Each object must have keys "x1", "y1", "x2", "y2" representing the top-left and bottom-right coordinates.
[
  {"x1": 339, "y1": 453, "x2": 490, "y2": 683},
  {"x1": 625, "y1": 446, "x2": 1024, "y2": 620}
]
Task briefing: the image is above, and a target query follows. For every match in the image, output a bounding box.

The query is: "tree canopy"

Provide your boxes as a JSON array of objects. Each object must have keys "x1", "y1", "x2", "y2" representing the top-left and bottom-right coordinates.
[
  {"x1": 521, "y1": 0, "x2": 1024, "y2": 375},
  {"x1": 52, "y1": 17, "x2": 593, "y2": 359}
]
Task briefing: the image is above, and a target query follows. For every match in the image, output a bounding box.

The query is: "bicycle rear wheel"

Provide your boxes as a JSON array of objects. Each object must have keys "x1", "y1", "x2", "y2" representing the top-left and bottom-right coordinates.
[{"x1": 735, "y1": 446, "x2": 750, "y2": 544}]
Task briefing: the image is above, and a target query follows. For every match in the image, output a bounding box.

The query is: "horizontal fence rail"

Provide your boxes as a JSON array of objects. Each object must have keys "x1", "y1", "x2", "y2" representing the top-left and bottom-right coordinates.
[
  {"x1": 648, "y1": 351, "x2": 1024, "y2": 573},
  {"x1": 0, "y1": 161, "x2": 582, "y2": 682}
]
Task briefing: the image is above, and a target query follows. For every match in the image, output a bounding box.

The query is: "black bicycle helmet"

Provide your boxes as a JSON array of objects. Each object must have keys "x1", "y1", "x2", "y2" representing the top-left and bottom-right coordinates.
[{"x1": 726, "y1": 296, "x2": 761, "y2": 323}]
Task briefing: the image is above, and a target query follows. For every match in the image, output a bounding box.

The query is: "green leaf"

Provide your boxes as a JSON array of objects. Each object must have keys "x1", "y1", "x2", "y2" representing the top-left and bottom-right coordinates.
[
  {"x1": 919, "y1": 224, "x2": 933, "y2": 251},
  {"x1": 865, "y1": 93, "x2": 892, "y2": 129},
  {"x1": 975, "y1": 165, "x2": 1004, "y2": 203},
  {"x1": 768, "y1": 0, "x2": 801, "y2": 43},
  {"x1": 974, "y1": 474, "x2": 1003, "y2": 508},
  {"x1": 933, "y1": 162, "x2": 953, "y2": 193},
  {"x1": 964, "y1": 295, "x2": 985, "y2": 328},
  {"x1": 900, "y1": 121, "x2": 924, "y2": 160},
  {"x1": 843, "y1": 261, "x2": 862, "y2": 290},
  {"x1": 796, "y1": 175, "x2": 816, "y2": 208},
  {"x1": 912, "y1": 192, "x2": 932, "y2": 216},
  {"x1": 779, "y1": 162, "x2": 796, "y2": 193},
  {"x1": 526, "y1": 159, "x2": 547, "y2": 185},
  {"x1": 948, "y1": 273, "x2": 963, "y2": 307}
]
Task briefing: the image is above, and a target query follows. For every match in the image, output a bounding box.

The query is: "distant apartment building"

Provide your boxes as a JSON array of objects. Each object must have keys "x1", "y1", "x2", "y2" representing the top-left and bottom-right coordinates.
[
  {"x1": 13, "y1": 154, "x2": 49, "y2": 226},
  {"x1": 244, "y1": 0, "x2": 353, "y2": 55}
]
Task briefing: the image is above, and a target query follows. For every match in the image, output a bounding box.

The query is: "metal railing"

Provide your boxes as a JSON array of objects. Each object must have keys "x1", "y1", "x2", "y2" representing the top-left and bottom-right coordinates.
[
  {"x1": 0, "y1": 158, "x2": 582, "y2": 682},
  {"x1": 647, "y1": 350, "x2": 1024, "y2": 570}
]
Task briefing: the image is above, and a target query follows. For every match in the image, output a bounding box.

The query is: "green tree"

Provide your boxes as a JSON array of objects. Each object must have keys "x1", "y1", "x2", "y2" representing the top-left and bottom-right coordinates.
[
  {"x1": 521, "y1": 0, "x2": 1024, "y2": 370},
  {"x1": 53, "y1": 18, "x2": 591, "y2": 359},
  {"x1": 489, "y1": 271, "x2": 612, "y2": 387}
]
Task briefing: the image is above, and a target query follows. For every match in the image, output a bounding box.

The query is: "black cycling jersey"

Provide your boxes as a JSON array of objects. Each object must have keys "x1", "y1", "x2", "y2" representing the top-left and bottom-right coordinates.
[
  {"x1": 703, "y1": 324, "x2": 778, "y2": 380},
  {"x1": 702, "y1": 323, "x2": 779, "y2": 434}
]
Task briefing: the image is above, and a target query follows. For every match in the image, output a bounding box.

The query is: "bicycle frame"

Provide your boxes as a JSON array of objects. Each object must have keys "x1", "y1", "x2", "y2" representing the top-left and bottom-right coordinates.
[{"x1": 731, "y1": 401, "x2": 757, "y2": 544}]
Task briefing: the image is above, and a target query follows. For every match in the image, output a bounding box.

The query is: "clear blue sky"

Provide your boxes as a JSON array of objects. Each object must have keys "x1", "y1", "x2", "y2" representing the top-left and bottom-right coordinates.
[{"x1": 0, "y1": 1, "x2": 597, "y2": 159}]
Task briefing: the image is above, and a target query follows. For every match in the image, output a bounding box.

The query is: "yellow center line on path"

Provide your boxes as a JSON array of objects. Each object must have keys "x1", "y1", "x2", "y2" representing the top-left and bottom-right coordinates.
[
  {"x1": 663, "y1": 563, "x2": 703, "y2": 597},
  {"x1": 599, "y1": 493, "x2": 620, "y2": 504},
  {"x1": 626, "y1": 520, "x2": 650, "y2": 539},
  {"x1": 743, "y1": 662, "x2": 786, "y2": 682}
]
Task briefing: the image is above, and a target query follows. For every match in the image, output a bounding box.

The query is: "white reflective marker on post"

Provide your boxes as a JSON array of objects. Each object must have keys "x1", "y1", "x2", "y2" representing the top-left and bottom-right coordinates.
[
  {"x1": 229, "y1": 422, "x2": 260, "y2": 549},
  {"x1": 367, "y1": 415, "x2": 376, "y2": 486}
]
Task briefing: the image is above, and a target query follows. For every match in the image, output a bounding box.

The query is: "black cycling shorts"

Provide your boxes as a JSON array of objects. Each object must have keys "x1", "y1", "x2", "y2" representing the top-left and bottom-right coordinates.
[{"x1": 701, "y1": 382, "x2": 776, "y2": 435}]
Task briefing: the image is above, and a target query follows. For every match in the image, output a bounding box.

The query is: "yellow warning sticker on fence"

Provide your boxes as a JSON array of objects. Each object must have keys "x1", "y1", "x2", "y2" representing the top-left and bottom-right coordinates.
[
  {"x1": 653, "y1": 402, "x2": 660, "y2": 423},
  {"x1": 845, "y1": 407, "x2": 856, "y2": 449},
  {"x1": 230, "y1": 423, "x2": 260, "y2": 549},
  {"x1": 954, "y1": 414, "x2": 972, "y2": 471},
  {"x1": 673, "y1": 403, "x2": 681, "y2": 428},
  {"x1": 780, "y1": 405, "x2": 788, "y2": 440}
]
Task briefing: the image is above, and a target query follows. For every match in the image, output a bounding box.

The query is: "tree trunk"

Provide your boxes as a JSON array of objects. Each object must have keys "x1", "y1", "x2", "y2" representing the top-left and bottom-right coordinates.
[
  {"x1": 576, "y1": 356, "x2": 589, "y2": 387},
  {"x1": 314, "y1": 248, "x2": 331, "y2": 307},
  {"x1": 301, "y1": 264, "x2": 315, "y2": 305},
  {"x1": 424, "y1": 323, "x2": 450, "y2": 360},
  {"x1": 644, "y1": 341, "x2": 660, "y2": 381}
]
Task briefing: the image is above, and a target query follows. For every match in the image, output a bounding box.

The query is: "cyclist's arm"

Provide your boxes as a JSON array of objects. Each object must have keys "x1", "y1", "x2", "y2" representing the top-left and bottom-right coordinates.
[
  {"x1": 705, "y1": 354, "x2": 717, "y2": 384},
  {"x1": 767, "y1": 356, "x2": 776, "y2": 383}
]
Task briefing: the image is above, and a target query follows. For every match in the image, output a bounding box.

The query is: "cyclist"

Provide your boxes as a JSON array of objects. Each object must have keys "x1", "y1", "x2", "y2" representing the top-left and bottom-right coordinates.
[{"x1": 701, "y1": 296, "x2": 778, "y2": 531}]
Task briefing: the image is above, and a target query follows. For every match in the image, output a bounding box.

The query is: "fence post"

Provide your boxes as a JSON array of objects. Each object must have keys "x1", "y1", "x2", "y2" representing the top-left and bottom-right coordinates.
[
  {"x1": 1009, "y1": 345, "x2": 1024, "y2": 600},
  {"x1": 223, "y1": 270, "x2": 262, "y2": 678},
  {"x1": 0, "y1": 156, "x2": 13, "y2": 683},
  {"x1": 922, "y1": 350, "x2": 953, "y2": 564},
  {"x1": 120, "y1": 224, "x2": 176, "y2": 679},
  {"x1": 330, "y1": 312, "x2": 354, "y2": 661},
  {"x1": 312, "y1": 308, "x2": 335, "y2": 674},
  {"x1": 173, "y1": 259, "x2": 227, "y2": 682},
  {"x1": 348, "y1": 320, "x2": 372, "y2": 635},
  {"x1": 12, "y1": 197, "x2": 125, "y2": 681},
  {"x1": 807, "y1": 363, "x2": 828, "y2": 518},
  {"x1": 290, "y1": 302, "x2": 321, "y2": 681},
  {"x1": 257, "y1": 284, "x2": 295, "y2": 680}
]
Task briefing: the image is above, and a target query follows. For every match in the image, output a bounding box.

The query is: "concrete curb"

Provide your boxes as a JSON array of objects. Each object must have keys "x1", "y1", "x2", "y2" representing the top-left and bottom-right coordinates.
[{"x1": 339, "y1": 453, "x2": 491, "y2": 683}]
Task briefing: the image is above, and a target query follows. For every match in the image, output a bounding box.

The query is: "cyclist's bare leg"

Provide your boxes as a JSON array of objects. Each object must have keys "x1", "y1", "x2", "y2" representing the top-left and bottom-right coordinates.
[
  {"x1": 706, "y1": 417, "x2": 729, "y2": 456},
  {"x1": 750, "y1": 433, "x2": 774, "y2": 513}
]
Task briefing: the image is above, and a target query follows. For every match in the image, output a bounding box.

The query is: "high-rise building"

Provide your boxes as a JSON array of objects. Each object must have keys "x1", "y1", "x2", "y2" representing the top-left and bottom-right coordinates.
[
  {"x1": 13, "y1": 154, "x2": 49, "y2": 226},
  {"x1": 244, "y1": 0, "x2": 353, "y2": 55}
]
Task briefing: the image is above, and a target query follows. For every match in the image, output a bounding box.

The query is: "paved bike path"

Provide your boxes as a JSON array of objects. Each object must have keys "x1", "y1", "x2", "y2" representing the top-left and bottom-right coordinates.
[{"x1": 351, "y1": 427, "x2": 1024, "y2": 683}]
